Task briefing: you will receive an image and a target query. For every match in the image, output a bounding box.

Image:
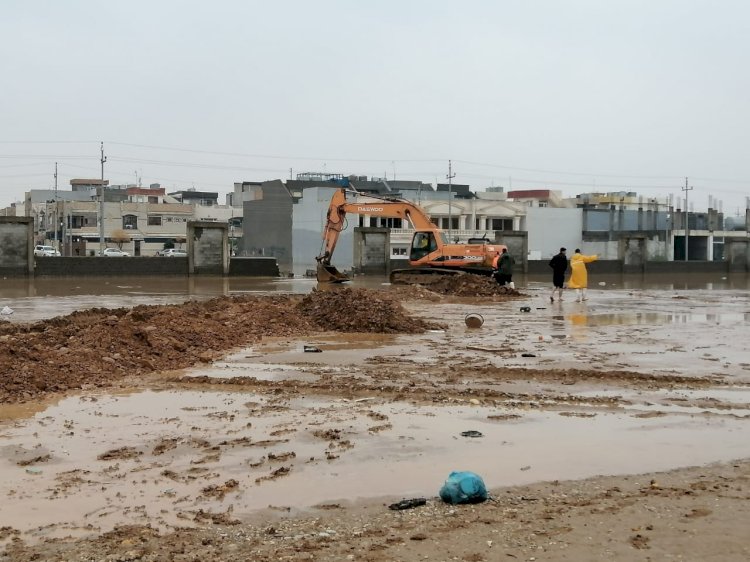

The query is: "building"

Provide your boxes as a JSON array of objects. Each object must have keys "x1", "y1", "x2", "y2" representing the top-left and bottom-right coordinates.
[{"x1": 28, "y1": 180, "x2": 241, "y2": 256}]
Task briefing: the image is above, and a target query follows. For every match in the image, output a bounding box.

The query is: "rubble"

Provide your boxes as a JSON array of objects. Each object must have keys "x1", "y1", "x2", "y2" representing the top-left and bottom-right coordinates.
[
  {"x1": 412, "y1": 274, "x2": 523, "y2": 297},
  {"x1": 298, "y1": 287, "x2": 444, "y2": 333}
]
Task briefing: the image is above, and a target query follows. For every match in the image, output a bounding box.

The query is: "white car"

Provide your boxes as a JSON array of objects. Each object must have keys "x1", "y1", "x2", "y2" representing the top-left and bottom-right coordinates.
[
  {"x1": 34, "y1": 245, "x2": 61, "y2": 257},
  {"x1": 158, "y1": 248, "x2": 187, "y2": 257},
  {"x1": 99, "y1": 248, "x2": 130, "y2": 257}
]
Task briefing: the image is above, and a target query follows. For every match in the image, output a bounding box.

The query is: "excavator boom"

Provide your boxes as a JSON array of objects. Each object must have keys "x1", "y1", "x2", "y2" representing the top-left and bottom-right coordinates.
[{"x1": 316, "y1": 188, "x2": 505, "y2": 283}]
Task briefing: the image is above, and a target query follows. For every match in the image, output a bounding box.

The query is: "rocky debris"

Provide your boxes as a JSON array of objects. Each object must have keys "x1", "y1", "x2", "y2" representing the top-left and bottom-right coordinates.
[
  {"x1": 97, "y1": 447, "x2": 142, "y2": 461},
  {"x1": 298, "y1": 287, "x2": 444, "y2": 333},
  {"x1": 201, "y1": 479, "x2": 239, "y2": 500},
  {"x1": 419, "y1": 274, "x2": 523, "y2": 297}
]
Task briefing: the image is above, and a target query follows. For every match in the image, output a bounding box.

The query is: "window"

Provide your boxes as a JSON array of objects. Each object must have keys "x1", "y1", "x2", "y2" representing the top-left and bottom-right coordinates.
[
  {"x1": 148, "y1": 216, "x2": 162, "y2": 226},
  {"x1": 410, "y1": 232, "x2": 437, "y2": 260},
  {"x1": 391, "y1": 247, "x2": 408, "y2": 257},
  {"x1": 148, "y1": 196, "x2": 158, "y2": 204},
  {"x1": 123, "y1": 215, "x2": 138, "y2": 230},
  {"x1": 490, "y1": 218, "x2": 513, "y2": 231},
  {"x1": 440, "y1": 217, "x2": 459, "y2": 230}
]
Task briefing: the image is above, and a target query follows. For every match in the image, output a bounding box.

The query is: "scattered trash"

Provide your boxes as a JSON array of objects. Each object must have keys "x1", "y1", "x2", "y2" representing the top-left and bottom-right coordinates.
[
  {"x1": 521, "y1": 353, "x2": 536, "y2": 357},
  {"x1": 303, "y1": 345, "x2": 322, "y2": 353},
  {"x1": 519, "y1": 306, "x2": 531, "y2": 313},
  {"x1": 520, "y1": 465, "x2": 531, "y2": 471},
  {"x1": 536, "y1": 307, "x2": 546, "y2": 310},
  {"x1": 388, "y1": 497, "x2": 427, "y2": 510},
  {"x1": 464, "y1": 313, "x2": 484, "y2": 329},
  {"x1": 162, "y1": 488, "x2": 177, "y2": 497},
  {"x1": 598, "y1": 281, "x2": 606, "y2": 286},
  {"x1": 25, "y1": 467, "x2": 42, "y2": 475},
  {"x1": 439, "y1": 471, "x2": 488, "y2": 504},
  {"x1": 427, "y1": 329, "x2": 445, "y2": 334},
  {"x1": 550, "y1": 334, "x2": 567, "y2": 339},
  {"x1": 0, "y1": 306, "x2": 13, "y2": 315},
  {"x1": 460, "y1": 430, "x2": 483, "y2": 438}
]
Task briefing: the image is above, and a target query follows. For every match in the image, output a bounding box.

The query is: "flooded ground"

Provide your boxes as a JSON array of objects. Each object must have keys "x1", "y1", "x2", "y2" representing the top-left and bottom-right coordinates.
[
  {"x1": 1, "y1": 275, "x2": 749, "y2": 560},
  {"x1": 1, "y1": 271, "x2": 749, "y2": 322}
]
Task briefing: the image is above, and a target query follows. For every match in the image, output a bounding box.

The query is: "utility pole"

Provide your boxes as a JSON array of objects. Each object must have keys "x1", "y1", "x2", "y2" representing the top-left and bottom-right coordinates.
[
  {"x1": 53, "y1": 162, "x2": 58, "y2": 251},
  {"x1": 447, "y1": 160, "x2": 455, "y2": 241},
  {"x1": 682, "y1": 177, "x2": 693, "y2": 262},
  {"x1": 99, "y1": 142, "x2": 107, "y2": 255}
]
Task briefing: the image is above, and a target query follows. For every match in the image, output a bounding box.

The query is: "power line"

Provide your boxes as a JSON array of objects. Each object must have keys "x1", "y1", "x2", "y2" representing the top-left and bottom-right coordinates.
[
  {"x1": 107, "y1": 141, "x2": 443, "y2": 164},
  {"x1": 452, "y1": 159, "x2": 683, "y2": 180}
]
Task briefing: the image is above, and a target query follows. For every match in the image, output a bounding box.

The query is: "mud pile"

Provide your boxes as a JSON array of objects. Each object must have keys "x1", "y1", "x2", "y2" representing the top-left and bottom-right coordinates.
[
  {"x1": 298, "y1": 287, "x2": 444, "y2": 333},
  {"x1": 0, "y1": 290, "x2": 439, "y2": 404},
  {"x1": 420, "y1": 274, "x2": 522, "y2": 297}
]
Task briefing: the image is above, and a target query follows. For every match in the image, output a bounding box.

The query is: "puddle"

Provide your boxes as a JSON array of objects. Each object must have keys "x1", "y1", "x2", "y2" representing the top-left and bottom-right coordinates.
[
  {"x1": 1, "y1": 389, "x2": 749, "y2": 542},
  {"x1": 572, "y1": 312, "x2": 750, "y2": 327}
]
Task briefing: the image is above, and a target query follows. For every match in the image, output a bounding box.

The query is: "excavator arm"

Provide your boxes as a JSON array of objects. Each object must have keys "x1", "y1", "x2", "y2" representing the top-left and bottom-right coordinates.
[{"x1": 316, "y1": 188, "x2": 438, "y2": 271}]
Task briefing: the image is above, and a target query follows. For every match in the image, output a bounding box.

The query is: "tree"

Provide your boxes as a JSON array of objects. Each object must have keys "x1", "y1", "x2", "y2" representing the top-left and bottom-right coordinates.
[{"x1": 110, "y1": 229, "x2": 130, "y2": 250}]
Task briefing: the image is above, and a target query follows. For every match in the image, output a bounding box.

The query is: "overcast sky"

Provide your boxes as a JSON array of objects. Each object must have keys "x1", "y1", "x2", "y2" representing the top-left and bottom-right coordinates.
[{"x1": 2, "y1": 0, "x2": 749, "y2": 215}]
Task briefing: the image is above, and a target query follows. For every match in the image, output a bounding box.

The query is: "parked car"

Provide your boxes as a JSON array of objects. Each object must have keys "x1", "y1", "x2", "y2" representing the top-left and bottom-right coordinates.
[
  {"x1": 34, "y1": 245, "x2": 61, "y2": 257},
  {"x1": 156, "y1": 248, "x2": 187, "y2": 257},
  {"x1": 99, "y1": 248, "x2": 130, "y2": 257}
]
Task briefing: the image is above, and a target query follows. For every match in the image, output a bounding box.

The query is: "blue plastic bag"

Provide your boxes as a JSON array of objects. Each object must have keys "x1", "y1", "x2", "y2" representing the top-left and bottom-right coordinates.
[{"x1": 439, "y1": 471, "x2": 488, "y2": 504}]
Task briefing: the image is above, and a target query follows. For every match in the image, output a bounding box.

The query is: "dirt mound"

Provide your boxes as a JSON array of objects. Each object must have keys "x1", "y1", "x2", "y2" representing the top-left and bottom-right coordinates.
[
  {"x1": 0, "y1": 289, "x2": 444, "y2": 404},
  {"x1": 298, "y1": 287, "x2": 444, "y2": 333},
  {"x1": 417, "y1": 274, "x2": 522, "y2": 297},
  {"x1": 0, "y1": 295, "x2": 316, "y2": 404}
]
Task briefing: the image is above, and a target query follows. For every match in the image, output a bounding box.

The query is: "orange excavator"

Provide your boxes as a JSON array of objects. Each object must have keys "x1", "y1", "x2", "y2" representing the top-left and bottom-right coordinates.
[{"x1": 316, "y1": 188, "x2": 506, "y2": 283}]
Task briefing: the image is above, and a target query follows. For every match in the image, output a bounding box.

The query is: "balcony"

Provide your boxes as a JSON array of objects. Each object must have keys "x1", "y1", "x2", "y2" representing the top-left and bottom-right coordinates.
[{"x1": 389, "y1": 228, "x2": 496, "y2": 243}]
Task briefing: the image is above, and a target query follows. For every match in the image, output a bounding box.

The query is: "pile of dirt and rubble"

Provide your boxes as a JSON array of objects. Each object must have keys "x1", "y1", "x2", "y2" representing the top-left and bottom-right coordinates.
[
  {"x1": 415, "y1": 273, "x2": 523, "y2": 297},
  {"x1": 0, "y1": 289, "x2": 441, "y2": 404},
  {"x1": 298, "y1": 287, "x2": 444, "y2": 333}
]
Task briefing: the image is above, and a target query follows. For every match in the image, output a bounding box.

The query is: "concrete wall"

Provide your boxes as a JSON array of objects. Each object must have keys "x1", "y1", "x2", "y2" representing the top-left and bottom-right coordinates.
[
  {"x1": 525, "y1": 207, "x2": 583, "y2": 260},
  {"x1": 292, "y1": 187, "x2": 353, "y2": 276},
  {"x1": 242, "y1": 180, "x2": 293, "y2": 273},
  {"x1": 726, "y1": 238, "x2": 749, "y2": 272},
  {"x1": 495, "y1": 231, "x2": 528, "y2": 272},
  {"x1": 228, "y1": 257, "x2": 280, "y2": 277},
  {"x1": 34, "y1": 256, "x2": 278, "y2": 277},
  {"x1": 34, "y1": 257, "x2": 188, "y2": 276},
  {"x1": 353, "y1": 227, "x2": 389, "y2": 275},
  {"x1": 188, "y1": 221, "x2": 228, "y2": 275},
  {"x1": 0, "y1": 217, "x2": 33, "y2": 276}
]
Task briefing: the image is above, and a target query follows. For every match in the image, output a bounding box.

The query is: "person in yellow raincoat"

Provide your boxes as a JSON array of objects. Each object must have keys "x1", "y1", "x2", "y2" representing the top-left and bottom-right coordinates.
[{"x1": 567, "y1": 249, "x2": 598, "y2": 302}]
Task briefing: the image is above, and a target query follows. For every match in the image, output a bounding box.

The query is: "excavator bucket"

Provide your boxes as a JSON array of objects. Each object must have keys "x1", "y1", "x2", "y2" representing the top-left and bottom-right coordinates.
[{"x1": 316, "y1": 263, "x2": 350, "y2": 283}]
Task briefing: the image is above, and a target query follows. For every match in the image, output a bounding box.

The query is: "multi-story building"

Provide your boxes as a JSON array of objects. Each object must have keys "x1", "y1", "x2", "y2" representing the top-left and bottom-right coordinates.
[{"x1": 28, "y1": 181, "x2": 241, "y2": 256}]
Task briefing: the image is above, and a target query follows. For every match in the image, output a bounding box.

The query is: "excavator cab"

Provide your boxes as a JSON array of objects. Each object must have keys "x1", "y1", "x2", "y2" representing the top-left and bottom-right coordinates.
[{"x1": 409, "y1": 231, "x2": 440, "y2": 261}]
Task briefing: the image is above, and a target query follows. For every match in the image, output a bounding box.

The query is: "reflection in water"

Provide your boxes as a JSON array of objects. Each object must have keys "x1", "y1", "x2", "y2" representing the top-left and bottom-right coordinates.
[{"x1": 567, "y1": 312, "x2": 749, "y2": 327}]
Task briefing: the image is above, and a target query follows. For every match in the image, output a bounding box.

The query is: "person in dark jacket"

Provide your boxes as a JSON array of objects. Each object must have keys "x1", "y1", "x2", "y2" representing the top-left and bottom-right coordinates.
[
  {"x1": 496, "y1": 248, "x2": 515, "y2": 289},
  {"x1": 548, "y1": 247, "x2": 568, "y2": 302}
]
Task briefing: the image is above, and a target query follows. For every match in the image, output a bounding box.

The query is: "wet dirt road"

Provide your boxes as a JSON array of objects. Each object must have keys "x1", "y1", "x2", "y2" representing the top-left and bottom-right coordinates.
[{"x1": 1, "y1": 279, "x2": 749, "y2": 552}]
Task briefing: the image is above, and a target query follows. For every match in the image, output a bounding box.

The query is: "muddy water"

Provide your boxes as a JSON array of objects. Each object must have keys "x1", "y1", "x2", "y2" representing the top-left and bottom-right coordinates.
[
  {"x1": 0, "y1": 273, "x2": 748, "y2": 323},
  {"x1": 1, "y1": 273, "x2": 749, "y2": 543},
  {"x1": 1, "y1": 385, "x2": 748, "y2": 542}
]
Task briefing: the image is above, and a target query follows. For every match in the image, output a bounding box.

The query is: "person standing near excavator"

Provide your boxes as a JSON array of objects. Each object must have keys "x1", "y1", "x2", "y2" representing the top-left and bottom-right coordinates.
[
  {"x1": 548, "y1": 247, "x2": 568, "y2": 302},
  {"x1": 495, "y1": 248, "x2": 515, "y2": 289},
  {"x1": 567, "y1": 249, "x2": 598, "y2": 302}
]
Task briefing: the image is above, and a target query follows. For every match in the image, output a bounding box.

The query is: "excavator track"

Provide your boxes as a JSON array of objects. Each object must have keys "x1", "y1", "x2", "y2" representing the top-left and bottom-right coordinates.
[{"x1": 390, "y1": 268, "x2": 468, "y2": 285}]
